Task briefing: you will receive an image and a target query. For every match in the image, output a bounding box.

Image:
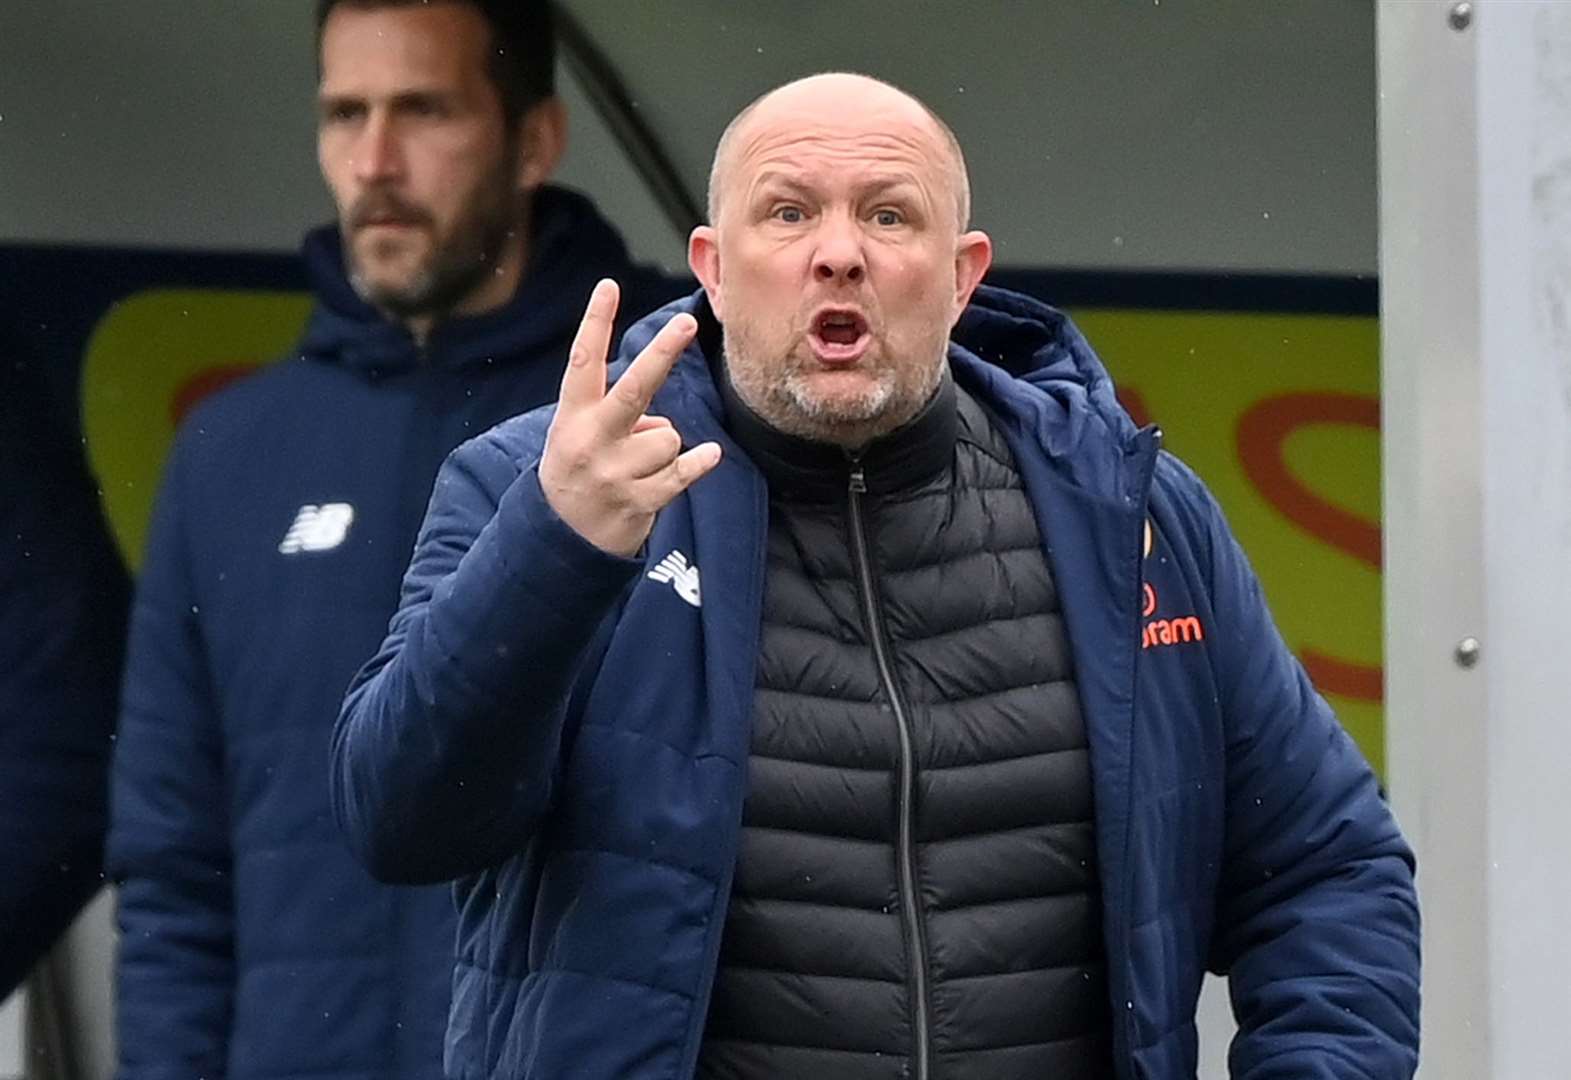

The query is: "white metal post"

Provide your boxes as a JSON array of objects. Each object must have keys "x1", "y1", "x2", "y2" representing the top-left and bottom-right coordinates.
[
  {"x1": 0, "y1": 990, "x2": 21, "y2": 1080},
  {"x1": 1380, "y1": 2, "x2": 1571, "y2": 1075}
]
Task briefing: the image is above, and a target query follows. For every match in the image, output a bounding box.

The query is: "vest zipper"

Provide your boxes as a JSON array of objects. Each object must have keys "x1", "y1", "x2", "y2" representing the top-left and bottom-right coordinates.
[{"x1": 846, "y1": 455, "x2": 931, "y2": 1080}]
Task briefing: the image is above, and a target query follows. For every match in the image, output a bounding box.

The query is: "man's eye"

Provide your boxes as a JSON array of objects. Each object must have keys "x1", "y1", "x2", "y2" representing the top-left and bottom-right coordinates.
[
  {"x1": 874, "y1": 209, "x2": 903, "y2": 226},
  {"x1": 774, "y1": 206, "x2": 805, "y2": 224}
]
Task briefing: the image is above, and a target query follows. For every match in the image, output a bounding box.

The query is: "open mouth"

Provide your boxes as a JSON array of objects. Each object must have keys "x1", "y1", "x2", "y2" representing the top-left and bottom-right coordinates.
[{"x1": 809, "y1": 309, "x2": 871, "y2": 362}]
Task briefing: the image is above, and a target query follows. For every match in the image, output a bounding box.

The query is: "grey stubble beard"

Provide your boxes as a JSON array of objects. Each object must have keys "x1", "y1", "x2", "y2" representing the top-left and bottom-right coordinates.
[{"x1": 722, "y1": 328, "x2": 946, "y2": 450}]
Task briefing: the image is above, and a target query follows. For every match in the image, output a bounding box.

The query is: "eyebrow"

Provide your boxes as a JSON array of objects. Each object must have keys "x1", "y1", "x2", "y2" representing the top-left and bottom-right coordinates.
[
  {"x1": 858, "y1": 177, "x2": 924, "y2": 201},
  {"x1": 750, "y1": 171, "x2": 814, "y2": 197},
  {"x1": 317, "y1": 87, "x2": 453, "y2": 111},
  {"x1": 750, "y1": 171, "x2": 923, "y2": 199}
]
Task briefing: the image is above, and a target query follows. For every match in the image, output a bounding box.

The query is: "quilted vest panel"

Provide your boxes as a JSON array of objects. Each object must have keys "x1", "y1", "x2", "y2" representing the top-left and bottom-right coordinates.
[{"x1": 698, "y1": 386, "x2": 1113, "y2": 1080}]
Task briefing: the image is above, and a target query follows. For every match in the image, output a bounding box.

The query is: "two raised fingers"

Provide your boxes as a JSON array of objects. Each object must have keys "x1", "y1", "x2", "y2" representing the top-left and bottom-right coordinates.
[
  {"x1": 544, "y1": 279, "x2": 722, "y2": 551},
  {"x1": 558, "y1": 278, "x2": 699, "y2": 433}
]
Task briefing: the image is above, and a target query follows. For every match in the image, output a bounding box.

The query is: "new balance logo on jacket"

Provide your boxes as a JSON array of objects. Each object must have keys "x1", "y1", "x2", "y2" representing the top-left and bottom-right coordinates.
[
  {"x1": 647, "y1": 549, "x2": 701, "y2": 607},
  {"x1": 279, "y1": 503, "x2": 355, "y2": 554}
]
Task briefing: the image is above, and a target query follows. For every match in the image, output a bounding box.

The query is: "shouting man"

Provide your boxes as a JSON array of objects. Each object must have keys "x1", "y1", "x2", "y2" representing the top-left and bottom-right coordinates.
[{"x1": 333, "y1": 73, "x2": 1420, "y2": 1079}]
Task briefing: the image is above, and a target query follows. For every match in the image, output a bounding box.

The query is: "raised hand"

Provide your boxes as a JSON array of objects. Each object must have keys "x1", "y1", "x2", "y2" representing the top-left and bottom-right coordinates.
[{"x1": 538, "y1": 280, "x2": 722, "y2": 557}]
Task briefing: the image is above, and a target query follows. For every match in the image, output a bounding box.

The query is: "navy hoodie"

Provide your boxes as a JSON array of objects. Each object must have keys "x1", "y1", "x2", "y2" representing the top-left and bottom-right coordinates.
[{"x1": 109, "y1": 187, "x2": 680, "y2": 1080}]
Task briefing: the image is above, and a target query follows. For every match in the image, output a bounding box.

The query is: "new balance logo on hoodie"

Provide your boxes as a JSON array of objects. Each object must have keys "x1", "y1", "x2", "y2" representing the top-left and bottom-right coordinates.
[
  {"x1": 647, "y1": 549, "x2": 701, "y2": 608},
  {"x1": 279, "y1": 503, "x2": 355, "y2": 554}
]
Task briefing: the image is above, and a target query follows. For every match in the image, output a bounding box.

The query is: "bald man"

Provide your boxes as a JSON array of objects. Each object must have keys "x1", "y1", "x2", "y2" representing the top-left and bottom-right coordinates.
[{"x1": 332, "y1": 74, "x2": 1420, "y2": 1080}]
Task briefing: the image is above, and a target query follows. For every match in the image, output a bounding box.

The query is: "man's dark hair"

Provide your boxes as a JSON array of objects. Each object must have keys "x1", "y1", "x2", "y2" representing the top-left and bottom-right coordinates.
[{"x1": 315, "y1": 0, "x2": 556, "y2": 126}]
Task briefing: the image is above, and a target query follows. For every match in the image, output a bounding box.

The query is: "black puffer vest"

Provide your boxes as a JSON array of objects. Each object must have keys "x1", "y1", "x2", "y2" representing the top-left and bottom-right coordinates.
[{"x1": 697, "y1": 372, "x2": 1113, "y2": 1079}]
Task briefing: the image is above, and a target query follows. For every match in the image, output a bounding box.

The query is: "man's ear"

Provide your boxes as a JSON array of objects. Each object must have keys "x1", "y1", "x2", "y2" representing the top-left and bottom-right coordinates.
[
  {"x1": 688, "y1": 225, "x2": 724, "y2": 321},
  {"x1": 952, "y1": 230, "x2": 993, "y2": 315},
  {"x1": 514, "y1": 97, "x2": 567, "y2": 191}
]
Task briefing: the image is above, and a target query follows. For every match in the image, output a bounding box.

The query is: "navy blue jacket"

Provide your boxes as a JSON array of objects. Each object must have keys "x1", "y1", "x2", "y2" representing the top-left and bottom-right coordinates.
[
  {"x1": 109, "y1": 188, "x2": 676, "y2": 1080},
  {"x1": 0, "y1": 357, "x2": 129, "y2": 997},
  {"x1": 333, "y1": 287, "x2": 1421, "y2": 1079}
]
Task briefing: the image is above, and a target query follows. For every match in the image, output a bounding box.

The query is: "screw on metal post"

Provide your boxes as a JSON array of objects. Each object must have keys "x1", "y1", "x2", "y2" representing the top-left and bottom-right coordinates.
[
  {"x1": 1448, "y1": 2, "x2": 1472, "y2": 32},
  {"x1": 1454, "y1": 637, "x2": 1481, "y2": 669}
]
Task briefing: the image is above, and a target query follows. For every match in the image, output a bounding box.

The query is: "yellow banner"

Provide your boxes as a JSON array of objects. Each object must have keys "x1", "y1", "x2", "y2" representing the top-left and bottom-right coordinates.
[{"x1": 1075, "y1": 309, "x2": 1382, "y2": 773}]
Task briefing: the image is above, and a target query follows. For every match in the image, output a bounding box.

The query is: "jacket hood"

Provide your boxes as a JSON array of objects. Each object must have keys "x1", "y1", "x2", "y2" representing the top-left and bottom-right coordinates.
[
  {"x1": 942, "y1": 284, "x2": 1143, "y2": 481},
  {"x1": 951, "y1": 284, "x2": 1143, "y2": 456},
  {"x1": 622, "y1": 284, "x2": 1147, "y2": 495},
  {"x1": 297, "y1": 185, "x2": 633, "y2": 373}
]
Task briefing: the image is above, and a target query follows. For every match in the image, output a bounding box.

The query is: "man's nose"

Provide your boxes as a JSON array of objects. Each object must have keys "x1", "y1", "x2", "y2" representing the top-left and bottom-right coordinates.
[
  {"x1": 813, "y1": 215, "x2": 866, "y2": 285},
  {"x1": 352, "y1": 113, "x2": 404, "y2": 184}
]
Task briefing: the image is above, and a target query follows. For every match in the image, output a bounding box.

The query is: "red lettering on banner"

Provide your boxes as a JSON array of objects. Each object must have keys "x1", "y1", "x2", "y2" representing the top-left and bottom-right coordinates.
[{"x1": 1236, "y1": 393, "x2": 1382, "y2": 703}]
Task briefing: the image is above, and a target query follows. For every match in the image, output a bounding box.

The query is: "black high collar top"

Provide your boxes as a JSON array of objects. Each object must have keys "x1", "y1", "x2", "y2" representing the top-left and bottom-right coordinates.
[{"x1": 709, "y1": 343, "x2": 959, "y2": 504}]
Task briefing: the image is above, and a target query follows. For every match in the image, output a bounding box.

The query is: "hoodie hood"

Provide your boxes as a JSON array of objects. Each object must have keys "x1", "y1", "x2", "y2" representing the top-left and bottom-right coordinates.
[
  {"x1": 297, "y1": 185, "x2": 634, "y2": 373},
  {"x1": 621, "y1": 283, "x2": 1149, "y2": 499}
]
